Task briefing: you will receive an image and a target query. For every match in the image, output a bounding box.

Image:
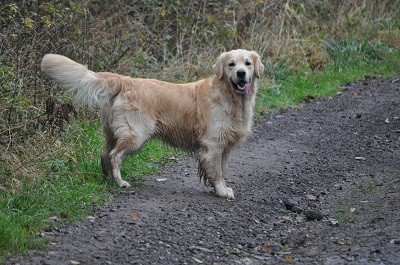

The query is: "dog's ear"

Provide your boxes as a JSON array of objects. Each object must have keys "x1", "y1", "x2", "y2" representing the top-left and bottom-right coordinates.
[
  {"x1": 213, "y1": 52, "x2": 226, "y2": 80},
  {"x1": 251, "y1": 51, "x2": 265, "y2": 78}
]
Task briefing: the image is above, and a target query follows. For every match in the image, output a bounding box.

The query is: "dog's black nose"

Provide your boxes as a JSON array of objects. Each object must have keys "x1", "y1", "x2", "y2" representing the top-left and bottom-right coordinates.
[{"x1": 237, "y1": 69, "x2": 246, "y2": 78}]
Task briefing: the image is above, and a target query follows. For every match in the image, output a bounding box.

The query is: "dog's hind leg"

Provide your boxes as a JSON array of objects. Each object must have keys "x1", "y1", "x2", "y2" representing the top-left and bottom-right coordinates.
[
  {"x1": 105, "y1": 110, "x2": 155, "y2": 188},
  {"x1": 101, "y1": 136, "x2": 116, "y2": 179},
  {"x1": 108, "y1": 138, "x2": 137, "y2": 188},
  {"x1": 100, "y1": 114, "x2": 116, "y2": 179},
  {"x1": 108, "y1": 132, "x2": 151, "y2": 188}
]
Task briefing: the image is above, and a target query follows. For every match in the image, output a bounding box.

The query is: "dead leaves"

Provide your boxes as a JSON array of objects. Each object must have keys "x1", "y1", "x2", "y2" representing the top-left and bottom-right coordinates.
[
  {"x1": 125, "y1": 211, "x2": 140, "y2": 224},
  {"x1": 130, "y1": 212, "x2": 140, "y2": 220},
  {"x1": 258, "y1": 242, "x2": 294, "y2": 261}
]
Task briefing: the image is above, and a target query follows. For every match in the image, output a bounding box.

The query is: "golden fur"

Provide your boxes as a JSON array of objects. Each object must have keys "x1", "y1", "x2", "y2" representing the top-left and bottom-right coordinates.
[{"x1": 41, "y1": 49, "x2": 264, "y2": 199}]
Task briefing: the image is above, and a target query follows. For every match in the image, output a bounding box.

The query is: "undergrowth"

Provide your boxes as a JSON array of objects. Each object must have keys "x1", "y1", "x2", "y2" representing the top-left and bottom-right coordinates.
[{"x1": 0, "y1": 0, "x2": 399, "y2": 260}]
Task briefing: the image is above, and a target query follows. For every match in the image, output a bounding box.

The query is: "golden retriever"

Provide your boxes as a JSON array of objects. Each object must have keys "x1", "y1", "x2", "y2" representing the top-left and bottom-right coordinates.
[{"x1": 41, "y1": 49, "x2": 264, "y2": 199}]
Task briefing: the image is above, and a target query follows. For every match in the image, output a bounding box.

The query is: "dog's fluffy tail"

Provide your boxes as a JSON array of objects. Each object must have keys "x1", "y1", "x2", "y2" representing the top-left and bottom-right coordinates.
[{"x1": 41, "y1": 54, "x2": 121, "y2": 108}]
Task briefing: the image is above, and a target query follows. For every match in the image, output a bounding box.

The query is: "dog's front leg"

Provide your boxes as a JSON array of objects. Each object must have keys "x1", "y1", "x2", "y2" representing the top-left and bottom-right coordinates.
[
  {"x1": 199, "y1": 145, "x2": 235, "y2": 200},
  {"x1": 215, "y1": 146, "x2": 235, "y2": 199},
  {"x1": 214, "y1": 179, "x2": 235, "y2": 200}
]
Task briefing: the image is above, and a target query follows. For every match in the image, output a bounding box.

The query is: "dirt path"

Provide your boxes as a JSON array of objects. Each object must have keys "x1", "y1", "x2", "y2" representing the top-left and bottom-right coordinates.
[{"x1": 6, "y1": 76, "x2": 400, "y2": 265}]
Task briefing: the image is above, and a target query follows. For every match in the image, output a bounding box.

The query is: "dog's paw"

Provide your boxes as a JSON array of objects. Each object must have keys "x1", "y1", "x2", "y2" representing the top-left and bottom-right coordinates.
[
  {"x1": 119, "y1": 180, "x2": 132, "y2": 188},
  {"x1": 215, "y1": 185, "x2": 235, "y2": 200}
]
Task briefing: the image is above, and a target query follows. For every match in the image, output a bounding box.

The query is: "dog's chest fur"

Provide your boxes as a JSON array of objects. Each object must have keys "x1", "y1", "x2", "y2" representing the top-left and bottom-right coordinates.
[{"x1": 206, "y1": 91, "x2": 253, "y2": 146}]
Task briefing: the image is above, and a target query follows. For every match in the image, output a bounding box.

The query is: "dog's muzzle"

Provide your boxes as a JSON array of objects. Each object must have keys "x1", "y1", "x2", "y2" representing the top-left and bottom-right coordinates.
[{"x1": 231, "y1": 69, "x2": 253, "y2": 95}]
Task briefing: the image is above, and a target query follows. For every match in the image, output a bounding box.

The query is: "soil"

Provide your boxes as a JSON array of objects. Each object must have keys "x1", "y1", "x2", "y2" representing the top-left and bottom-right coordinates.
[{"x1": 6, "y1": 76, "x2": 400, "y2": 265}]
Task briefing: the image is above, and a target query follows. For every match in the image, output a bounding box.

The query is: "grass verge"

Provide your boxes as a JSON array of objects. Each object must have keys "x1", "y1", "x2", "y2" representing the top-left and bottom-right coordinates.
[
  {"x1": 256, "y1": 38, "x2": 400, "y2": 114},
  {"x1": 0, "y1": 37, "x2": 399, "y2": 261},
  {"x1": 0, "y1": 119, "x2": 181, "y2": 260}
]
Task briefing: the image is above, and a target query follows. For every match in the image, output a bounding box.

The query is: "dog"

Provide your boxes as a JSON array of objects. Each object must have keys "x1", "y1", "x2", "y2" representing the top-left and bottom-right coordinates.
[{"x1": 41, "y1": 49, "x2": 264, "y2": 199}]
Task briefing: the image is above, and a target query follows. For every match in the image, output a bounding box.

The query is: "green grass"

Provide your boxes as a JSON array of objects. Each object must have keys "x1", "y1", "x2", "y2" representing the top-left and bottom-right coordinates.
[
  {"x1": 0, "y1": 37, "x2": 399, "y2": 261},
  {"x1": 0, "y1": 171, "x2": 110, "y2": 256},
  {"x1": 256, "y1": 38, "x2": 400, "y2": 115},
  {"x1": 0, "y1": 119, "x2": 181, "y2": 259}
]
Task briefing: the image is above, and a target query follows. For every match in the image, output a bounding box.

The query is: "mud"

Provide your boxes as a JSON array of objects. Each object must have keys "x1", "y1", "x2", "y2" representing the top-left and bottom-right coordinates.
[{"x1": 6, "y1": 76, "x2": 400, "y2": 264}]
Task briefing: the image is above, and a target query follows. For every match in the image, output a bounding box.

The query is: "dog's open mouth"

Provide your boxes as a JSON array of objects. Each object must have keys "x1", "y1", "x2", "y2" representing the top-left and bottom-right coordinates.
[{"x1": 231, "y1": 79, "x2": 253, "y2": 95}]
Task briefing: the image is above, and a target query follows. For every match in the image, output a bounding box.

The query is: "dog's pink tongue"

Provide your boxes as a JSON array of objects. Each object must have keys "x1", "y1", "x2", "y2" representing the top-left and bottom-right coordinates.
[{"x1": 244, "y1": 83, "x2": 253, "y2": 95}]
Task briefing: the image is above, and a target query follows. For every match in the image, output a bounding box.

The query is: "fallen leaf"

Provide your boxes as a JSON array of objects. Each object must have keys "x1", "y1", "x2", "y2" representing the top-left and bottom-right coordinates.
[
  {"x1": 349, "y1": 207, "x2": 356, "y2": 213},
  {"x1": 261, "y1": 242, "x2": 273, "y2": 252},
  {"x1": 260, "y1": 242, "x2": 281, "y2": 253},
  {"x1": 284, "y1": 255, "x2": 294, "y2": 262},
  {"x1": 281, "y1": 216, "x2": 293, "y2": 222},
  {"x1": 130, "y1": 212, "x2": 140, "y2": 220}
]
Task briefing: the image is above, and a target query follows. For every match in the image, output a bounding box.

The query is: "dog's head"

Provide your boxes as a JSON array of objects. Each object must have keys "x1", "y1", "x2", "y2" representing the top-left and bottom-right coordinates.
[{"x1": 213, "y1": 49, "x2": 264, "y2": 96}]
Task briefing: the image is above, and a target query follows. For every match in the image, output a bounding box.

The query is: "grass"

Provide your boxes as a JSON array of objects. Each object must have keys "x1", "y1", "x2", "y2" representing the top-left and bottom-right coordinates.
[
  {"x1": 256, "y1": 38, "x2": 400, "y2": 115},
  {"x1": 0, "y1": 119, "x2": 181, "y2": 259}
]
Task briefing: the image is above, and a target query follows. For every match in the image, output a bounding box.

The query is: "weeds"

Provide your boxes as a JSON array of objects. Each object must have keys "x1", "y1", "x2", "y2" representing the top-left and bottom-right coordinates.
[{"x1": 0, "y1": 0, "x2": 399, "y2": 260}]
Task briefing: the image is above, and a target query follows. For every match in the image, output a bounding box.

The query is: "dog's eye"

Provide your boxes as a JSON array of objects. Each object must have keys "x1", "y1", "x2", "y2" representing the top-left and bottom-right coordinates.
[
  {"x1": 245, "y1": 61, "x2": 252, "y2": 66},
  {"x1": 228, "y1": 62, "x2": 235, "y2": 67}
]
